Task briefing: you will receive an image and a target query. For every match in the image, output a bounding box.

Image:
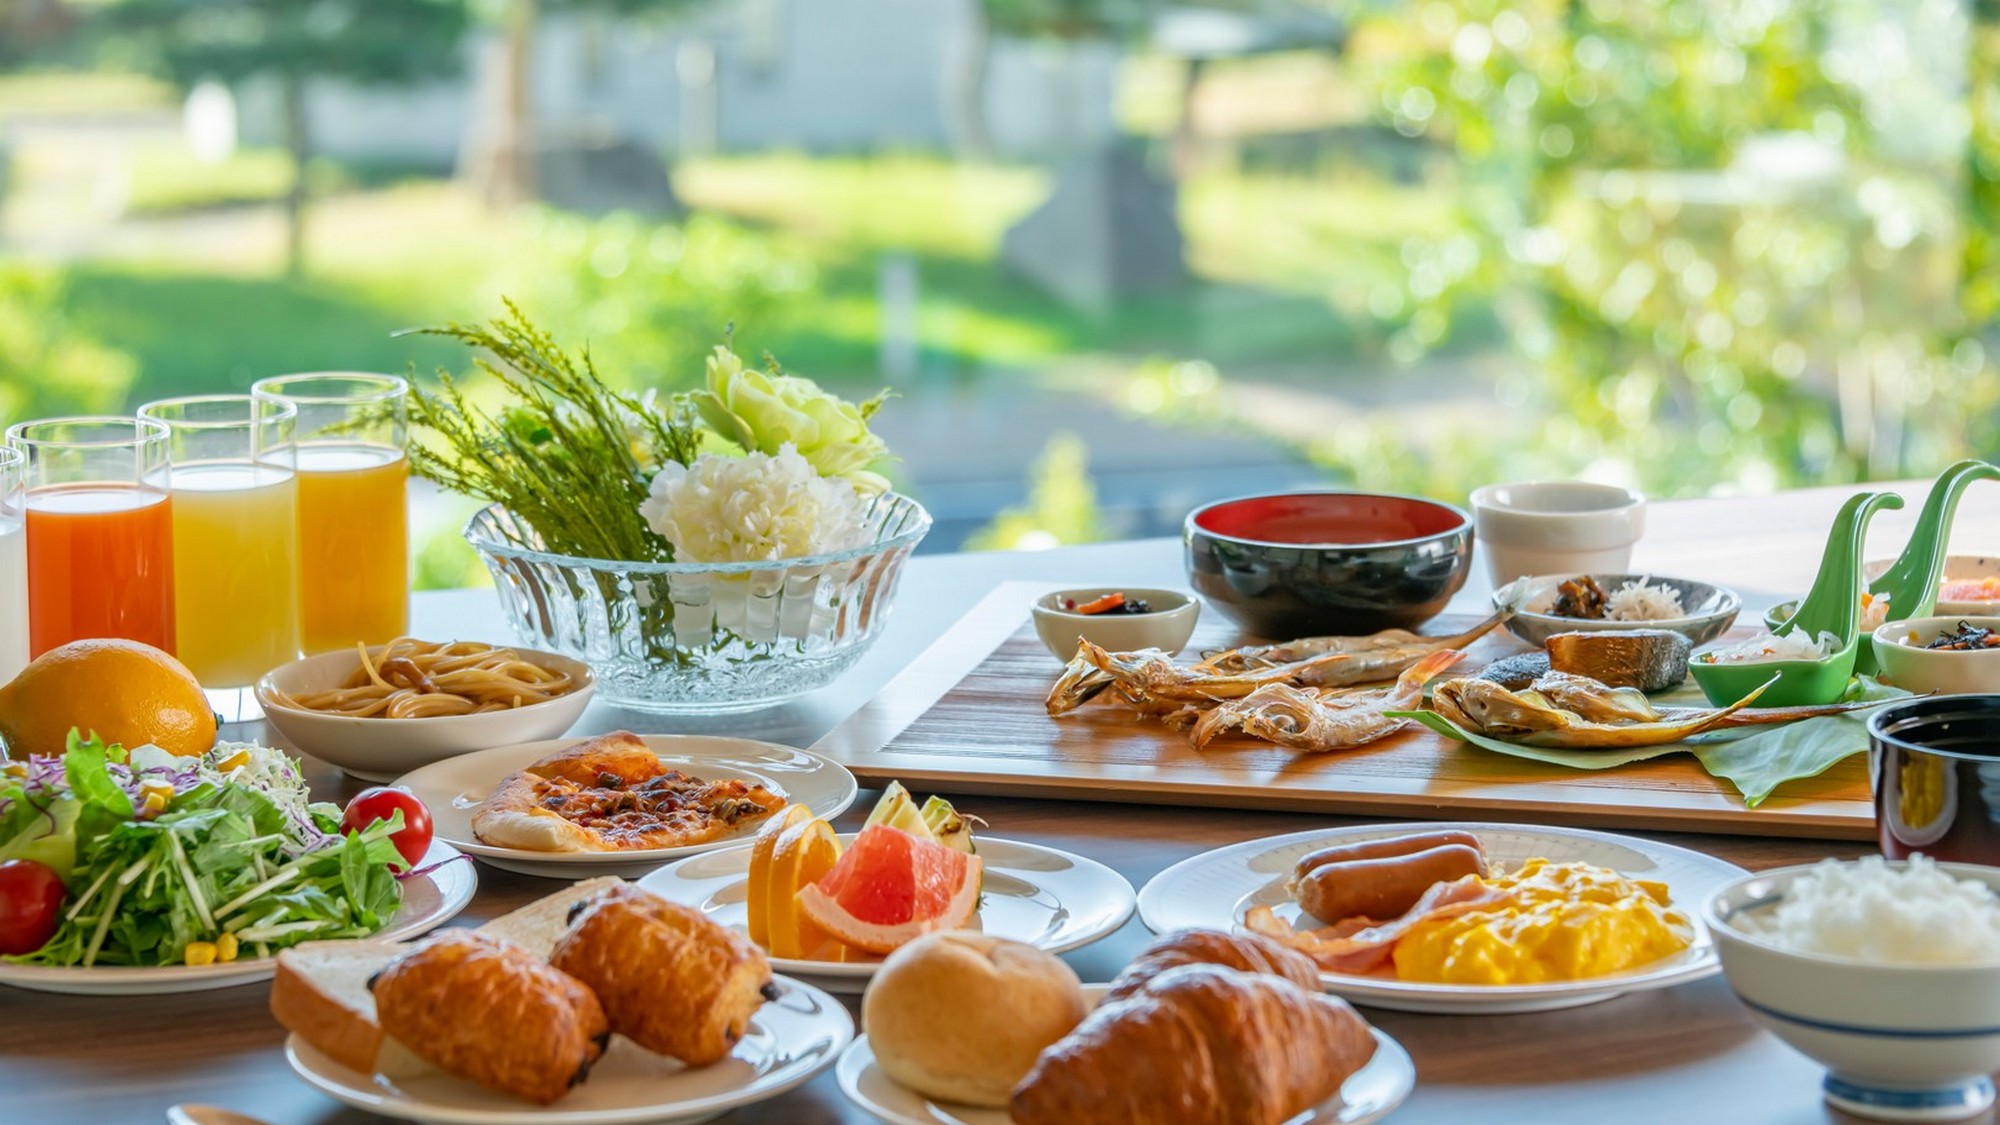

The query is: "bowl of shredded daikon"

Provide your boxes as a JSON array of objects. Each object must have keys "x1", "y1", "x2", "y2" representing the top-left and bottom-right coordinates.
[
  {"x1": 1494, "y1": 572, "x2": 1740, "y2": 647},
  {"x1": 1704, "y1": 856, "x2": 2000, "y2": 1122}
]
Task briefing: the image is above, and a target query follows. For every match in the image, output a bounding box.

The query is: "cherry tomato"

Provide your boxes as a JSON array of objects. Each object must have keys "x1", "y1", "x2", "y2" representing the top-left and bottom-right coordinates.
[
  {"x1": 340, "y1": 787, "x2": 434, "y2": 867},
  {"x1": 0, "y1": 859, "x2": 66, "y2": 955}
]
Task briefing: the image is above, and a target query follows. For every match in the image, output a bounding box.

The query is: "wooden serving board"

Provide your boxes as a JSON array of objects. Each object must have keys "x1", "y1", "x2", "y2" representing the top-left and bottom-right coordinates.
[{"x1": 811, "y1": 581, "x2": 1876, "y2": 841}]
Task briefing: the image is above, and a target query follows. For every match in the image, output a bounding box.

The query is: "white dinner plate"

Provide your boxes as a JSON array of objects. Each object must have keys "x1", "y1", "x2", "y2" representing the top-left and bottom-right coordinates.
[
  {"x1": 396, "y1": 735, "x2": 859, "y2": 878},
  {"x1": 639, "y1": 835, "x2": 1137, "y2": 994},
  {"x1": 0, "y1": 838, "x2": 476, "y2": 995},
  {"x1": 837, "y1": 1018, "x2": 1414, "y2": 1125},
  {"x1": 1139, "y1": 821, "x2": 1748, "y2": 1014},
  {"x1": 285, "y1": 974, "x2": 852, "y2": 1125}
]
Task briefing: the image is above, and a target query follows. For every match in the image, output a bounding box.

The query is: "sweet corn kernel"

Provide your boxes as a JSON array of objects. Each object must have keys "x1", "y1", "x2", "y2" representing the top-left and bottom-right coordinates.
[
  {"x1": 215, "y1": 749, "x2": 250, "y2": 773},
  {"x1": 215, "y1": 933, "x2": 239, "y2": 963},
  {"x1": 140, "y1": 790, "x2": 169, "y2": 817},
  {"x1": 183, "y1": 942, "x2": 218, "y2": 967}
]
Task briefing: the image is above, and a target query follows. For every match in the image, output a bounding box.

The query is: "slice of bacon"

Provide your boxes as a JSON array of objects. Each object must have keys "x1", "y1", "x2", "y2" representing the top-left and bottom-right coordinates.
[{"x1": 1244, "y1": 875, "x2": 1514, "y2": 975}]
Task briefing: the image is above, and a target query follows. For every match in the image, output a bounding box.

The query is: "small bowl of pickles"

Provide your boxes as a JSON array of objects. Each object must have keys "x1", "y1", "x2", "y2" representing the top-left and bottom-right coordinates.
[{"x1": 1873, "y1": 616, "x2": 2000, "y2": 697}]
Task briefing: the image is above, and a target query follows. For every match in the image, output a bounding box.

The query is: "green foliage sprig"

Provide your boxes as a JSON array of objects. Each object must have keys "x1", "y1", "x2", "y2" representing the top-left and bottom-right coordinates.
[{"x1": 406, "y1": 300, "x2": 701, "y2": 563}]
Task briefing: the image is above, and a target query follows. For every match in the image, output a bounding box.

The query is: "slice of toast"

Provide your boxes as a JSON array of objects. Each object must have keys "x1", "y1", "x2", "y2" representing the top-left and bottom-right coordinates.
[
  {"x1": 270, "y1": 940, "x2": 399, "y2": 1074},
  {"x1": 478, "y1": 876, "x2": 627, "y2": 959}
]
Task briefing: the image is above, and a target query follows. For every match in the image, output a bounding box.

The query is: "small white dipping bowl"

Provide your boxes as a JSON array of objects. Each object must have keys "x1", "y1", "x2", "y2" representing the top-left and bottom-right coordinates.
[
  {"x1": 1031, "y1": 588, "x2": 1200, "y2": 661},
  {"x1": 1704, "y1": 861, "x2": 2000, "y2": 1122},
  {"x1": 256, "y1": 644, "x2": 596, "y2": 781},
  {"x1": 1873, "y1": 616, "x2": 2000, "y2": 696}
]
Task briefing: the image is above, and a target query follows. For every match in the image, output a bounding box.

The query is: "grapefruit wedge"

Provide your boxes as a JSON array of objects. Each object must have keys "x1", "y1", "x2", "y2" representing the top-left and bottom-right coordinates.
[{"x1": 795, "y1": 825, "x2": 982, "y2": 955}]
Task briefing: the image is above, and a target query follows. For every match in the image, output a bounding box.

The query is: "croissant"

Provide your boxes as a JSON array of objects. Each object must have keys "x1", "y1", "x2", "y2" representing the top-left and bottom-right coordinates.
[
  {"x1": 1103, "y1": 928, "x2": 1321, "y2": 1002},
  {"x1": 1011, "y1": 964, "x2": 1376, "y2": 1125},
  {"x1": 371, "y1": 930, "x2": 608, "y2": 1105},
  {"x1": 550, "y1": 884, "x2": 775, "y2": 1066}
]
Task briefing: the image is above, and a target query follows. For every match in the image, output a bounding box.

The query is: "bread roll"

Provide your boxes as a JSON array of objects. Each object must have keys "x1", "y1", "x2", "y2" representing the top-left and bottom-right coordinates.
[
  {"x1": 372, "y1": 930, "x2": 609, "y2": 1105},
  {"x1": 550, "y1": 884, "x2": 774, "y2": 1066},
  {"x1": 862, "y1": 931, "x2": 1088, "y2": 1107}
]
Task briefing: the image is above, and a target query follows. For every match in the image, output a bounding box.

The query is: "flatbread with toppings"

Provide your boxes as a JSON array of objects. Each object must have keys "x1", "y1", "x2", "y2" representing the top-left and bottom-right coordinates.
[{"x1": 470, "y1": 731, "x2": 787, "y2": 852}]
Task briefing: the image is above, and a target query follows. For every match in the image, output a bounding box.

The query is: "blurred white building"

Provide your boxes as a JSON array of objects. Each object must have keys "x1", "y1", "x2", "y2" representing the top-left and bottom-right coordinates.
[{"x1": 237, "y1": 0, "x2": 1119, "y2": 166}]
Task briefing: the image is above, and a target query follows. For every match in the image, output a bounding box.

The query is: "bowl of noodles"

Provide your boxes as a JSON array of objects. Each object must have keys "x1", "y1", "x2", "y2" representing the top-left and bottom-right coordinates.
[{"x1": 256, "y1": 638, "x2": 596, "y2": 780}]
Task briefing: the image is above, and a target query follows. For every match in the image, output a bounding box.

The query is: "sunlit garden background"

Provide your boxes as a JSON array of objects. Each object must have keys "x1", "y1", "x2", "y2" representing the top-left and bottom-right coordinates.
[{"x1": 1, "y1": 0, "x2": 1995, "y2": 586}]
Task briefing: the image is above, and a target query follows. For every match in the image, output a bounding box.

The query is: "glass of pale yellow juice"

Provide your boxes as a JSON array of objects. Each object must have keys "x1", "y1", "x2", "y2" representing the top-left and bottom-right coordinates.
[
  {"x1": 251, "y1": 373, "x2": 410, "y2": 655},
  {"x1": 137, "y1": 395, "x2": 301, "y2": 692}
]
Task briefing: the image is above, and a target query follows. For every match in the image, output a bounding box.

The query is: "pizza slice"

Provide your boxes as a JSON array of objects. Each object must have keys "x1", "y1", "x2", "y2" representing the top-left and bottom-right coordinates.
[{"x1": 471, "y1": 731, "x2": 788, "y2": 852}]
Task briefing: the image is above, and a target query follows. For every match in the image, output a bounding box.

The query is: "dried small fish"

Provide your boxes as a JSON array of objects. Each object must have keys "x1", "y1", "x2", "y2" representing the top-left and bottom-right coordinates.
[
  {"x1": 1192, "y1": 649, "x2": 1466, "y2": 752},
  {"x1": 1203, "y1": 609, "x2": 1512, "y2": 672},
  {"x1": 1429, "y1": 676, "x2": 1771, "y2": 747},
  {"x1": 1429, "y1": 671, "x2": 1894, "y2": 748},
  {"x1": 1546, "y1": 628, "x2": 1691, "y2": 691}
]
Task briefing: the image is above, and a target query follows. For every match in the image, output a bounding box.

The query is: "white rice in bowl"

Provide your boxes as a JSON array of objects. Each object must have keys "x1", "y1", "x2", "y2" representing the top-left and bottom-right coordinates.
[
  {"x1": 1698, "y1": 629, "x2": 1839, "y2": 664},
  {"x1": 1739, "y1": 855, "x2": 2000, "y2": 966}
]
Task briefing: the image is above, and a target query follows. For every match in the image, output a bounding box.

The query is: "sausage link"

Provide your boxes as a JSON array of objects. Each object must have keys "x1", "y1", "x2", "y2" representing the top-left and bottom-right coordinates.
[
  {"x1": 1295, "y1": 843, "x2": 1488, "y2": 925},
  {"x1": 1291, "y1": 830, "x2": 1485, "y2": 882}
]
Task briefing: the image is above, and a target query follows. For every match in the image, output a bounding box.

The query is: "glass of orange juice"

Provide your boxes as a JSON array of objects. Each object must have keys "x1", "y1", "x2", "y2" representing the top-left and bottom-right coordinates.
[
  {"x1": 5, "y1": 417, "x2": 176, "y2": 657},
  {"x1": 138, "y1": 395, "x2": 301, "y2": 694},
  {"x1": 0, "y1": 447, "x2": 27, "y2": 683},
  {"x1": 251, "y1": 373, "x2": 409, "y2": 654}
]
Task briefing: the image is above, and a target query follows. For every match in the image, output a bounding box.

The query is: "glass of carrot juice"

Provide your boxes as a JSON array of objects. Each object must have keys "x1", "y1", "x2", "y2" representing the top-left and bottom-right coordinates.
[{"x1": 5, "y1": 417, "x2": 176, "y2": 657}]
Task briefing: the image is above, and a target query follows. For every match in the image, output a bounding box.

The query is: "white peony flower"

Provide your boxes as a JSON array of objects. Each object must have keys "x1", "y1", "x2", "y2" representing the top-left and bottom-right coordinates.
[{"x1": 640, "y1": 444, "x2": 871, "y2": 563}]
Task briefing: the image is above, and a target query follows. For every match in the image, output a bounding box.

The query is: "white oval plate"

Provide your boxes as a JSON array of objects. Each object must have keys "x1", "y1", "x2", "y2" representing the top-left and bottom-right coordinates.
[
  {"x1": 837, "y1": 1018, "x2": 1414, "y2": 1125},
  {"x1": 286, "y1": 974, "x2": 852, "y2": 1125},
  {"x1": 396, "y1": 735, "x2": 859, "y2": 878},
  {"x1": 640, "y1": 835, "x2": 1137, "y2": 994},
  {"x1": 0, "y1": 838, "x2": 476, "y2": 995},
  {"x1": 1140, "y1": 821, "x2": 1748, "y2": 1014}
]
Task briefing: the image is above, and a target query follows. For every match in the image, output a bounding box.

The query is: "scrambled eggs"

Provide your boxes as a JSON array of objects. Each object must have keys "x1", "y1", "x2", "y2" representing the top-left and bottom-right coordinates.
[{"x1": 1392, "y1": 859, "x2": 1692, "y2": 984}]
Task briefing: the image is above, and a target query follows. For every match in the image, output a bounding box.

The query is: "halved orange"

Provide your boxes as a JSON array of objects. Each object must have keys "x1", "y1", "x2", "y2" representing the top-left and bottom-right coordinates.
[
  {"x1": 795, "y1": 825, "x2": 981, "y2": 955},
  {"x1": 766, "y1": 815, "x2": 843, "y2": 959}
]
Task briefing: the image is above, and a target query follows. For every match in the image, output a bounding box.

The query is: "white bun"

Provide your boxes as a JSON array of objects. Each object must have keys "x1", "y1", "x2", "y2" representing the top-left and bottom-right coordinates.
[{"x1": 862, "y1": 931, "x2": 1088, "y2": 1107}]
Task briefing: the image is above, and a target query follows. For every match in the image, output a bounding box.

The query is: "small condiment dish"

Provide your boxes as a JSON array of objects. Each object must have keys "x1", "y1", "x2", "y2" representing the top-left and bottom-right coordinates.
[
  {"x1": 1031, "y1": 588, "x2": 1200, "y2": 661},
  {"x1": 1703, "y1": 861, "x2": 2000, "y2": 1122},
  {"x1": 256, "y1": 644, "x2": 596, "y2": 780},
  {"x1": 1494, "y1": 573, "x2": 1740, "y2": 648},
  {"x1": 1872, "y1": 616, "x2": 2000, "y2": 697}
]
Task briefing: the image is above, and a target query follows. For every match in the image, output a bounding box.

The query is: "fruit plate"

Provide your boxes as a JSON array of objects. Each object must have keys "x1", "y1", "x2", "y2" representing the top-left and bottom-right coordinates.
[
  {"x1": 639, "y1": 835, "x2": 1138, "y2": 995},
  {"x1": 395, "y1": 734, "x2": 858, "y2": 878},
  {"x1": 836, "y1": 1023, "x2": 1415, "y2": 1125},
  {"x1": 0, "y1": 839, "x2": 475, "y2": 995},
  {"x1": 285, "y1": 974, "x2": 852, "y2": 1125},
  {"x1": 1139, "y1": 821, "x2": 1748, "y2": 1015}
]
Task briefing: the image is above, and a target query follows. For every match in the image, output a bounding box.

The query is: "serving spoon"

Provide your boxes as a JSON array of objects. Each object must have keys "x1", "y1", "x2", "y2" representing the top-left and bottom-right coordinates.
[{"x1": 166, "y1": 1105, "x2": 274, "y2": 1125}]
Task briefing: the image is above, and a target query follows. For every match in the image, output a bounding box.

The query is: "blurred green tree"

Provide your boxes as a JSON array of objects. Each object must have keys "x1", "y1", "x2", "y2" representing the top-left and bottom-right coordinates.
[
  {"x1": 966, "y1": 431, "x2": 1108, "y2": 550},
  {"x1": 1342, "y1": 0, "x2": 1998, "y2": 495},
  {"x1": 0, "y1": 264, "x2": 138, "y2": 425},
  {"x1": 97, "y1": 0, "x2": 469, "y2": 276}
]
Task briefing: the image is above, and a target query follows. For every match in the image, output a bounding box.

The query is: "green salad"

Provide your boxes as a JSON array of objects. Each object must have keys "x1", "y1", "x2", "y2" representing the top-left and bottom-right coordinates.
[{"x1": 0, "y1": 734, "x2": 408, "y2": 968}]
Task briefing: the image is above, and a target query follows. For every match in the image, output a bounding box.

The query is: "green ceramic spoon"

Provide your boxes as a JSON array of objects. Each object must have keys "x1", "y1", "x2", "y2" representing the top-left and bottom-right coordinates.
[
  {"x1": 1763, "y1": 460, "x2": 2000, "y2": 673},
  {"x1": 1690, "y1": 490, "x2": 1904, "y2": 707}
]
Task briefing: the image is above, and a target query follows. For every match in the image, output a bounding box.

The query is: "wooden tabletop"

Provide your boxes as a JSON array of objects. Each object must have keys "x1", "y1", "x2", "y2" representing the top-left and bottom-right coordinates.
[{"x1": 9, "y1": 479, "x2": 2000, "y2": 1125}]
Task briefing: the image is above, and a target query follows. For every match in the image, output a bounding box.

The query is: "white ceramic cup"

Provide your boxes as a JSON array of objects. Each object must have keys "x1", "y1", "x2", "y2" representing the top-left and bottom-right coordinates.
[{"x1": 1469, "y1": 481, "x2": 1646, "y2": 587}]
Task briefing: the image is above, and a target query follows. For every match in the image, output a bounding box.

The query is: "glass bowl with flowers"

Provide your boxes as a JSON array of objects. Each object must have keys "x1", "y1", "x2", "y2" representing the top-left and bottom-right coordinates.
[{"x1": 412, "y1": 305, "x2": 930, "y2": 712}]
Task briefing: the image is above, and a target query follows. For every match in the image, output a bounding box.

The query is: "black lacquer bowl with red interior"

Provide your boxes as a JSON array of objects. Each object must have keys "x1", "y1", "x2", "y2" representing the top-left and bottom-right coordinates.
[{"x1": 1183, "y1": 491, "x2": 1474, "y2": 640}]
